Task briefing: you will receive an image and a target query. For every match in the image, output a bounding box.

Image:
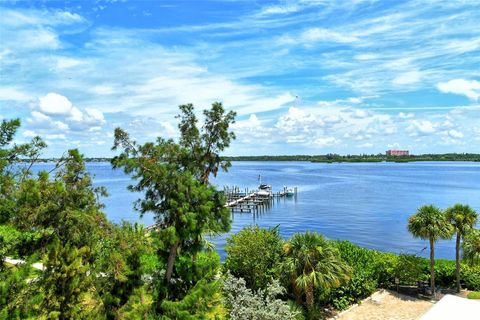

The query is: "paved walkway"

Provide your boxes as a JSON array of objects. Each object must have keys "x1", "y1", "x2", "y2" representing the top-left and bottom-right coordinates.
[{"x1": 335, "y1": 290, "x2": 434, "y2": 320}]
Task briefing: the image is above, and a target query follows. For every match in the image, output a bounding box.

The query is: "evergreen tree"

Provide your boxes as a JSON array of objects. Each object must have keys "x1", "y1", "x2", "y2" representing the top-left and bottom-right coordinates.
[
  {"x1": 111, "y1": 102, "x2": 234, "y2": 298},
  {"x1": 40, "y1": 238, "x2": 96, "y2": 320}
]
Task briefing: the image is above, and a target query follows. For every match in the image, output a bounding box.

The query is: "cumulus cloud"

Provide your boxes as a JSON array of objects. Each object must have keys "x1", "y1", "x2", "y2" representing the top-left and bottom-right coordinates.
[
  {"x1": 37, "y1": 93, "x2": 105, "y2": 127},
  {"x1": 27, "y1": 111, "x2": 70, "y2": 131},
  {"x1": 406, "y1": 120, "x2": 436, "y2": 136},
  {"x1": 39, "y1": 92, "x2": 73, "y2": 115},
  {"x1": 437, "y1": 79, "x2": 480, "y2": 101}
]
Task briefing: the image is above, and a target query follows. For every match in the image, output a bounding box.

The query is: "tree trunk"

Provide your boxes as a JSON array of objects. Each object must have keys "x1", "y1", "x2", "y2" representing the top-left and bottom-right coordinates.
[
  {"x1": 293, "y1": 280, "x2": 302, "y2": 305},
  {"x1": 165, "y1": 240, "x2": 180, "y2": 286},
  {"x1": 306, "y1": 282, "x2": 314, "y2": 310},
  {"x1": 456, "y1": 233, "x2": 461, "y2": 293},
  {"x1": 429, "y1": 238, "x2": 436, "y2": 297},
  {"x1": 192, "y1": 250, "x2": 198, "y2": 281}
]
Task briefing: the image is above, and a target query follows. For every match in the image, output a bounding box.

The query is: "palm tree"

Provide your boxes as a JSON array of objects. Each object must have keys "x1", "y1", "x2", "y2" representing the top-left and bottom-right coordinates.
[
  {"x1": 408, "y1": 205, "x2": 453, "y2": 296},
  {"x1": 445, "y1": 204, "x2": 478, "y2": 292},
  {"x1": 463, "y1": 228, "x2": 480, "y2": 266},
  {"x1": 283, "y1": 232, "x2": 350, "y2": 311}
]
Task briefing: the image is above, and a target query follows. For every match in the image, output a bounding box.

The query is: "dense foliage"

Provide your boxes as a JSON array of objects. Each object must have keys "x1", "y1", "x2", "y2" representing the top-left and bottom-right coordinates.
[{"x1": 224, "y1": 225, "x2": 284, "y2": 291}]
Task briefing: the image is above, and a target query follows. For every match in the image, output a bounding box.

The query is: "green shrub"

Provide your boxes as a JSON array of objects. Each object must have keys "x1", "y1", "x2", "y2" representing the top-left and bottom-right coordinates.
[
  {"x1": 331, "y1": 271, "x2": 377, "y2": 310},
  {"x1": 394, "y1": 254, "x2": 428, "y2": 285},
  {"x1": 461, "y1": 264, "x2": 480, "y2": 291},
  {"x1": 329, "y1": 241, "x2": 397, "y2": 309},
  {"x1": 224, "y1": 226, "x2": 284, "y2": 291},
  {"x1": 429, "y1": 260, "x2": 480, "y2": 290},
  {"x1": 433, "y1": 260, "x2": 456, "y2": 288},
  {"x1": 467, "y1": 291, "x2": 480, "y2": 299}
]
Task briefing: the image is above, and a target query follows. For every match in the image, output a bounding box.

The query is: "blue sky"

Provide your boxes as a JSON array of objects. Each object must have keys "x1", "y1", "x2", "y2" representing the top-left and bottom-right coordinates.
[{"x1": 1, "y1": 0, "x2": 479, "y2": 157}]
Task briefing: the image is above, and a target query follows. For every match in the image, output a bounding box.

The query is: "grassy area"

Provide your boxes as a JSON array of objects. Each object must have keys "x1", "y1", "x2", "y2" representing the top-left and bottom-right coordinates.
[{"x1": 467, "y1": 291, "x2": 480, "y2": 299}]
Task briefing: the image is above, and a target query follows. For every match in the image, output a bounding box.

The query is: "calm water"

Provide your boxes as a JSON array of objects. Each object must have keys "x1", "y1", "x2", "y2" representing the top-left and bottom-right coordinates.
[{"x1": 33, "y1": 161, "x2": 480, "y2": 260}]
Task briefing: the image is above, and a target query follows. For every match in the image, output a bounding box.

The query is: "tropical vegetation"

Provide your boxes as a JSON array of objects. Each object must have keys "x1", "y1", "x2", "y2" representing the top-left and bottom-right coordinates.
[
  {"x1": 407, "y1": 205, "x2": 453, "y2": 296},
  {"x1": 445, "y1": 204, "x2": 478, "y2": 292},
  {"x1": 1, "y1": 109, "x2": 480, "y2": 319}
]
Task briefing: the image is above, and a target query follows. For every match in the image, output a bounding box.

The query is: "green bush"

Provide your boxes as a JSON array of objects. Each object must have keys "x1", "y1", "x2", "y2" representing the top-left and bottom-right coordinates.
[
  {"x1": 434, "y1": 260, "x2": 456, "y2": 288},
  {"x1": 461, "y1": 264, "x2": 480, "y2": 291},
  {"x1": 329, "y1": 241, "x2": 397, "y2": 309},
  {"x1": 430, "y1": 260, "x2": 480, "y2": 290},
  {"x1": 394, "y1": 254, "x2": 428, "y2": 285},
  {"x1": 224, "y1": 226, "x2": 284, "y2": 291},
  {"x1": 467, "y1": 291, "x2": 480, "y2": 299},
  {"x1": 331, "y1": 271, "x2": 377, "y2": 310}
]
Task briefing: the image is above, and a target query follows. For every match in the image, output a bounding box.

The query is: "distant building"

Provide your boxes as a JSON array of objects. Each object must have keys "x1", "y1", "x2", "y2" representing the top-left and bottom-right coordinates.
[{"x1": 386, "y1": 149, "x2": 409, "y2": 156}]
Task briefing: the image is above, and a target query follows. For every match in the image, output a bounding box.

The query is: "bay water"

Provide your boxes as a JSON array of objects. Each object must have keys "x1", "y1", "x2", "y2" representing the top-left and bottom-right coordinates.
[{"x1": 33, "y1": 161, "x2": 480, "y2": 260}]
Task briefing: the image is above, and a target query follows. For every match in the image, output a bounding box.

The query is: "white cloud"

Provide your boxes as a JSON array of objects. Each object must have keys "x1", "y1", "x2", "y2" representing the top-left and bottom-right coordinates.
[
  {"x1": 56, "y1": 57, "x2": 83, "y2": 69},
  {"x1": 54, "y1": 121, "x2": 69, "y2": 131},
  {"x1": 392, "y1": 70, "x2": 422, "y2": 86},
  {"x1": 45, "y1": 133, "x2": 66, "y2": 140},
  {"x1": 437, "y1": 79, "x2": 480, "y2": 101},
  {"x1": 260, "y1": 4, "x2": 299, "y2": 15},
  {"x1": 300, "y1": 27, "x2": 358, "y2": 44},
  {"x1": 91, "y1": 85, "x2": 115, "y2": 95},
  {"x1": 358, "y1": 142, "x2": 373, "y2": 148},
  {"x1": 88, "y1": 126, "x2": 102, "y2": 132},
  {"x1": 30, "y1": 110, "x2": 51, "y2": 123},
  {"x1": 22, "y1": 129, "x2": 38, "y2": 138},
  {"x1": 27, "y1": 111, "x2": 69, "y2": 131},
  {"x1": 398, "y1": 112, "x2": 414, "y2": 119},
  {"x1": 68, "y1": 106, "x2": 84, "y2": 122},
  {"x1": 448, "y1": 129, "x2": 464, "y2": 139},
  {"x1": 313, "y1": 136, "x2": 339, "y2": 147},
  {"x1": 84, "y1": 108, "x2": 106, "y2": 124},
  {"x1": 16, "y1": 29, "x2": 60, "y2": 50},
  {"x1": 354, "y1": 53, "x2": 378, "y2": 61},
  {"x1": 39, "y1": 93, "x2": 73, "y2": 115},
  {"x1": 352, "y1": 109, "x2": 370, "y2": 118},
  {"x1": 406, "y1": 120, "x2": 436, "y2": 136},
  {"x1": 0, "y1": 87, "x2": 31, "y2": 101}
]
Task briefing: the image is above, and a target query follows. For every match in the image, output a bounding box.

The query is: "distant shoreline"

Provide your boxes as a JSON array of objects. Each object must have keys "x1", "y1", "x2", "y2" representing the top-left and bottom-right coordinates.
[{"x1": 21, "y1": 153, "x2": 480, "y2": 163}]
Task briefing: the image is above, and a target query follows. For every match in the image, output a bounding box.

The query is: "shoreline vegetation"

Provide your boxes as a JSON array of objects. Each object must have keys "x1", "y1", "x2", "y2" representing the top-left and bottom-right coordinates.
[{"x1": 21, "y1": 153, "x2": 480, "y2": 163}]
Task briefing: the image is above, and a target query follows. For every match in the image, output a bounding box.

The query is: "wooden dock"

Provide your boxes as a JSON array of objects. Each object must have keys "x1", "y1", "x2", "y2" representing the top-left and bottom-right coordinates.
[
  {"x1": 223, "y1": 185, "x2": 296, "y2": 213},
  {"x1": 146, "y1": 185, "x2": 297, "y2": 231}
]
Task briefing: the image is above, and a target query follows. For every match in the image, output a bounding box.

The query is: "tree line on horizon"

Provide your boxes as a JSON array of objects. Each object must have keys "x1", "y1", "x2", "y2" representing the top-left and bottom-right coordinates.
[
  {"x1": 1, "y1": 105, "x2": 480, "y2": 319},
  {"x1": 13, "y1": 153, "x2": 480, "y2": 163},
  {"x1": 225, "y1": 153, "x2": 480, "y2": 162}
]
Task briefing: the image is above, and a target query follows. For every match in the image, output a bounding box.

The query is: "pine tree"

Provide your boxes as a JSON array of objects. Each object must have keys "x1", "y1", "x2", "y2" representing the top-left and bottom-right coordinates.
[{"x1": 111, "y1": 102, "x2": 235, "y2": 299}]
